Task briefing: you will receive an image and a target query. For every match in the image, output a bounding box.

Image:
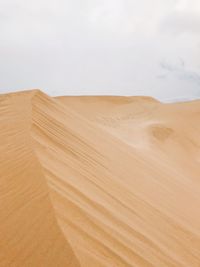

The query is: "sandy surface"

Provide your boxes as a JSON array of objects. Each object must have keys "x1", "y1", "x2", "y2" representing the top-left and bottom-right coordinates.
[{"x1": 1, "y1": 90, "x2": 200, "y2": 266}]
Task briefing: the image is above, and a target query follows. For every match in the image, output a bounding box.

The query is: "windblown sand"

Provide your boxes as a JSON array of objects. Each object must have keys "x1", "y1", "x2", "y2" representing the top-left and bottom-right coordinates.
[{"x1": 1, "y1": 90, "x2": 200, "y2": 267}]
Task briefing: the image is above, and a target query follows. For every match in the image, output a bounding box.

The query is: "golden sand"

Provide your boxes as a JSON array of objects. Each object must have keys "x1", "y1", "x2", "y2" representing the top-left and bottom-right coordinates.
[{"x1": 1, "y1": 90, "x2": 200, "y2": 266}]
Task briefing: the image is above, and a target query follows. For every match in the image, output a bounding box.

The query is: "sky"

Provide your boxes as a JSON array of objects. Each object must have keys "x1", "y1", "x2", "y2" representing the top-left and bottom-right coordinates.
[{"x1": 0, "y1": 0, "x2": 200, "y2": 101}]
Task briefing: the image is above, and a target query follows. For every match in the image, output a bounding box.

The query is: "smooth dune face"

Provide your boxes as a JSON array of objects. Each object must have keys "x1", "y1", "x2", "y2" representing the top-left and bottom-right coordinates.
[{"x1": 1, "y1": 90, "x2": 200, "y2": 266}]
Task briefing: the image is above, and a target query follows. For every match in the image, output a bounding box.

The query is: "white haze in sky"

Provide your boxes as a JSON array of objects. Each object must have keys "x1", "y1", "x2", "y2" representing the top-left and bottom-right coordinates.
[{"x1": 0, "y1": 0, "x2": 200, "y2": 101}]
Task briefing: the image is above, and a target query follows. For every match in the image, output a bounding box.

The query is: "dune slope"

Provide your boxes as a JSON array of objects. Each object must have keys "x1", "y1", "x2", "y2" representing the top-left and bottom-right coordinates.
[
  {"x1": 1, "y1": 90, "x2": 200, "y2": 266},
  {"x1": 0, "y1": 91, "x2": 80, "y2": 267}
]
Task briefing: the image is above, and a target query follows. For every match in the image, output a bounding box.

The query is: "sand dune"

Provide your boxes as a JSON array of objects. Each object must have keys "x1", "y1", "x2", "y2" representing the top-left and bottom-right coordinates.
[
  {"x1": 1, "y1": 90, "x2": 200, "y2": 266},
  {"x1": 0, "y1": 91, "x2": 80, "y2": 267}
]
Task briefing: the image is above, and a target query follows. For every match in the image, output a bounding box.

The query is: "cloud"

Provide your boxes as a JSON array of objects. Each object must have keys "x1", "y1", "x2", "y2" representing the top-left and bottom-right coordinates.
[
  {"x1": 0, "y1": 0, "x2": 199, "y2": 102},
  {"x1": 159, "y1": 59, "x2": 200, "y2": 85},
  {"x1": 160, "y1": 11, "x2": 200, "y2": 35}
]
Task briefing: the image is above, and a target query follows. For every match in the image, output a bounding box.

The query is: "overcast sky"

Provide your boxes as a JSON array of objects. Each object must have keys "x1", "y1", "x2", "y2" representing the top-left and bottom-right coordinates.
[{"x1": 0, "y1": 0, "x2": 200, "y2": 101}]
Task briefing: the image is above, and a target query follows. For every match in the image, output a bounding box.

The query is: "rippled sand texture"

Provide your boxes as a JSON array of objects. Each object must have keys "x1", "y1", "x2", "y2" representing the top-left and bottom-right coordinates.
[{"x1": 1, "y1": 90, "x2": 200, "y2": 267}]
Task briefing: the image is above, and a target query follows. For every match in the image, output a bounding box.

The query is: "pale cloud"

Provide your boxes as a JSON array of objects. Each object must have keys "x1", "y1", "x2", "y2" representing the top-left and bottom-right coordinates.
[
  {"x1": 160, "y1": 12, "x2": 200, "y2": 35},
  {"x1": 0, "y1": 0, "x2": 199, "y2": 101},
  {"x1": 160, "y1": 60, "x2": 200, "y2": 85}
]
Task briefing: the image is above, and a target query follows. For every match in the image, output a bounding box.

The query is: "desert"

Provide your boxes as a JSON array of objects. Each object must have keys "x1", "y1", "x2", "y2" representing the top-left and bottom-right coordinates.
[{"x1": 1, "y1": 89, "x2": 200, "y2": 266}]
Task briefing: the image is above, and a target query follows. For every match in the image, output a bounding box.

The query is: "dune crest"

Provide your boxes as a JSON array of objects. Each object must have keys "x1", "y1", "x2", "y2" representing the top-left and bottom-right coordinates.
[{"x1": 1, "y1": 89, "x2": 200, "y2": 266}]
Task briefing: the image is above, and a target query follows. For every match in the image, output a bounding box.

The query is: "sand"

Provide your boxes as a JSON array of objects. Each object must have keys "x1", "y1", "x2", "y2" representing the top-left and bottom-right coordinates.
[{"x1": 1, "y1": 90, "x2": 200, "y2": 266}]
